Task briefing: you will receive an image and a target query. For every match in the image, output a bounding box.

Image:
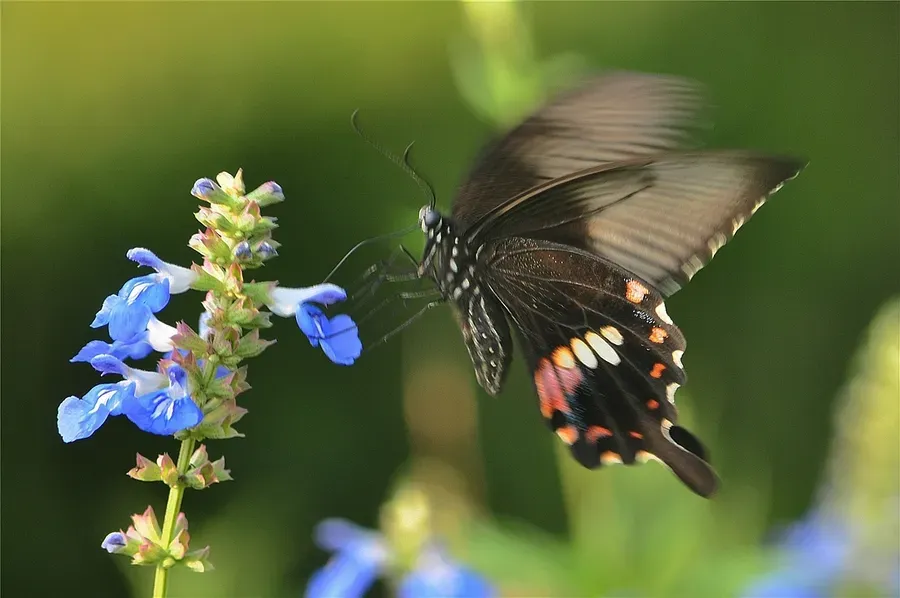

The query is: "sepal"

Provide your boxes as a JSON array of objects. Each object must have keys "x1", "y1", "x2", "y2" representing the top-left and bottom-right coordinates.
[
  {"x1": 127, "y1": 453, "x2": 162, "y2": 482},
  {"x1": 183, "y1": 444, "x2": 232, "y2": 489},
  {"x1": 171, "y1": 321, "x2": 209, "y2": 354},
  {"x1": 235, "y1": 329, "x2": 276, "y2": 359}
]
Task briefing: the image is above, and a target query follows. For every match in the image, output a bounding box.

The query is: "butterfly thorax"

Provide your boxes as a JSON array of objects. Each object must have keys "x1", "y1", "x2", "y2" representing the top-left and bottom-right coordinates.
[{"x1": 418, "y1": 208, "x2": 513, "y2": 395}]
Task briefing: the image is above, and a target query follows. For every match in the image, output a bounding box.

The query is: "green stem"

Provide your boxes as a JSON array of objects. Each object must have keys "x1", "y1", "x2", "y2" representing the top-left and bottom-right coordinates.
[{"x1": 152, "y1": 437, "x2": 196, "y2": 598}]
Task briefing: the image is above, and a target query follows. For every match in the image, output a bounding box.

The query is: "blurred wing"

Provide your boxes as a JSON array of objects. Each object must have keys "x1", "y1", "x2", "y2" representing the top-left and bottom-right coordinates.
[
  {"x1": 482, "y1": 236, "x2": 718, "y2": 497},
  {"x1": 452, "y1": 72, "x2": 708, "y2": 228},
  {"x1": 471, "y1": 152, "x2": 804, "y2": 297}
]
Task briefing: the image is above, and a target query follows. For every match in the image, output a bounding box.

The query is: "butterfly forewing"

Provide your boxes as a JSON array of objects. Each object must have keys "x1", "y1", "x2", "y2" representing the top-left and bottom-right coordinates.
[
  {"x1": 452, "y1": 72, "x2": 709, "y2": 229},
  {"x1": 471, "y1": 152, "x2": 804, "y2": 296}
]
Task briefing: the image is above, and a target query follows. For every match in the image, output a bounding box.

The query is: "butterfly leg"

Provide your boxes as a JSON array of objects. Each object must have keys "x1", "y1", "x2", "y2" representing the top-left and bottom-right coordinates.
[
  {"x1": 362, "y1": 298, "x2": 443, "y2": 353},
  {"x1": 348, "y1": 243, "x2": 421, "y2": 305}
]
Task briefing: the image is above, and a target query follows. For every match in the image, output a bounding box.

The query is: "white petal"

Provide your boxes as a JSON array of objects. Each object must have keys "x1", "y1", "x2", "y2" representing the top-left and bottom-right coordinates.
[{"x1": 146, "y1": 316, "x2": 177, "y2": 352}]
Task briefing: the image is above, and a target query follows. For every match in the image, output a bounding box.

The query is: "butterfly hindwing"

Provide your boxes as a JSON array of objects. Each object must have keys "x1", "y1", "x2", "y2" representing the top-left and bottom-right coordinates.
[{"x1": 481, "y1": 236, "x2": 718, "y2": 497}]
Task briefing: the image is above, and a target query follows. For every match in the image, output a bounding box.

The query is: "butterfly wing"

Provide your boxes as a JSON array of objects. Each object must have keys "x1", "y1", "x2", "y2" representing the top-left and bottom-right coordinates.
[
  {"x1": 479, "y1": 236, "x2": 718, "y2": 497},
  {"x1": 469, "y1": 152, "x2": 804, "y2": 297},
  {"x1": 452, "y1": 72, "x2": 708, "y2": 229}
]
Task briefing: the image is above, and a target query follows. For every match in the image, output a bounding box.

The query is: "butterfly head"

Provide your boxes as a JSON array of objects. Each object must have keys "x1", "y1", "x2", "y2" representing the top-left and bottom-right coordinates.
[{"x1": 418, "y1": 204, "x2": 442, "y2": 233}]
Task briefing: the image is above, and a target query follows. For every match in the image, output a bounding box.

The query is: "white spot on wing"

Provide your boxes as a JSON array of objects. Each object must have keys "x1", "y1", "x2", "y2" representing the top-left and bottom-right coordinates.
[
  {"x1": 599, "y1": 326, "x2": 624, "y2": 345},
  {"x1": 751, "y1": 196, "x2": 767, "y2": 215},
  {"x1": 655, "y1": 302, "x2": 673, "y2": 325},
  {"x1": 461, "y1": 278, "x2": 470, "y2": 290},
  {"x1": 449, "y1": 259, "x2": 458, "y2": 273},
  {"x1": 666, "y1": 383, "x2": 680, "y2": 403},
  {"x1": 672, "y1": 350, "x2": 684, "y2": 368},
  {"x1": 571, "y1": 338, "x2": 598, "y2": 369},
  {"x1": 452, "y1": 287, "x2": 463, "y2": 300},
  {"x1": 585, "y1": 332, "x2": 621, "y2": 365},
  {"x1": 732, "y1": 215, "x2": 746, "y2": 235}
]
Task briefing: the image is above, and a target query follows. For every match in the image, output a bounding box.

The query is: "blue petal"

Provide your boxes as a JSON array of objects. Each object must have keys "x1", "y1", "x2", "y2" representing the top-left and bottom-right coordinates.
[
  {"x1": 90, "y1": 295, "x2": 118, "y2": 328},
  {"x1": 315, "y1": 519, "x2": 370, "y2": 552},
  {"x1": 126, "y1": 248, "x2": 165, "y2": 271},
  {"x1": 108, "y1": 299, "x2": 152, "y2": 341},
  {"x1": 306, "y1": 552, "x2": 381, "y2": 598},
  {"x1": 57, "y1": 383, "x2": 129, "y2": 442},
  {"x1": 101, "y1": 531, "x2": 127, "y2": 554},
  {"x1": 304, "y1": 284, "x2": 348, "y2": 306},
  {"x1": 296, "y1": 303, "x2": 324, "y2": 347},
  {"x1": 190, "y1": 178, "x2": 217, "y2": 199},
  {"x1": 119, "y1": 274, "x2": 171, "y2": 314},
  {"x1": 123, "y1": 390, "x2": 202, "y2": 436},
  {"x1": 72, "y1": 340, "x2": 117, "y2": 363},
  {"x1": 91, "y1": 354, "x2": 130, "y2": 377},
  {"x1": 320, "y1": 315, "x2": 362, "y2": 366},
  {"x1": 399, "y1": 564, "x2": 496, "y2": 598},
  {"x1": 72, "y1": 335, "x2": 153, "y2": 363}
]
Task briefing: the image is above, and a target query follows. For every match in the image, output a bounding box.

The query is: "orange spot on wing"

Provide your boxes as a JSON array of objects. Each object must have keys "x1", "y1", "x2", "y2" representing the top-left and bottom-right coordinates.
[
  {"x1": 646, "y1": 399, "x2": 660, "y2": 410},
  {"x1": 552, "y1": 346, "x2": 576, "y2": 369},
  {"x1": 650, "y1": 363, "x2": 666, "y2": 378},
  {"x1": 555, "y1": 425, "x2": 578, "y2": 445},
  {"x1": 649, "y1": 327, "x2": 668, "y2": 344},
  {"x1": 586, "y1": 426, "x2": 613, "y2": 442},
  {"x1": 625, "y1": 280, "x2": 649, "y2": 304},
  {"x1": 629, "y1": 431, "x2": 644, "y2": 439}
]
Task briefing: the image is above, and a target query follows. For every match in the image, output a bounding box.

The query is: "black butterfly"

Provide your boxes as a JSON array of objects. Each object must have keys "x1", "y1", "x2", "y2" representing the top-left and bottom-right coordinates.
[{"x1": 358, "y1": 72, "x2": 803, "y2": 498}]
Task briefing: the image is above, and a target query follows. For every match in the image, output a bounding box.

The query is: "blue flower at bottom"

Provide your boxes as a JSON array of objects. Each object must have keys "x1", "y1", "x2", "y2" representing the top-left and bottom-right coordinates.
[
  {"x1": 742, "y1": 509, "x2": 852, "y2": 598},
  {"x1": 399, "y1": 546, "x2": 495, "y2": 598},
  {"x1": 267, "y1": 284, "x2": 362, "y2": 365},
  {"x1": 306, "y1": 519, "x2": 494, "y2": 598}
]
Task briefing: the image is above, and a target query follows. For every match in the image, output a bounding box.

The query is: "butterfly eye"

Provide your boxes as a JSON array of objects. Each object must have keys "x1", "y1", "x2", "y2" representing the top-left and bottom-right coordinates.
[{"x1": 418, "y1": 205, "x2": 441, "y2": 231}]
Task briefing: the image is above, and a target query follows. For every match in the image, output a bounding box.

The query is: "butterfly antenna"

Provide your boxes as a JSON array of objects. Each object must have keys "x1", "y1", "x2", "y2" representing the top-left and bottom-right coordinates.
[{"x1": 351, "y1": 109, "x2": 436, "y2": 208}]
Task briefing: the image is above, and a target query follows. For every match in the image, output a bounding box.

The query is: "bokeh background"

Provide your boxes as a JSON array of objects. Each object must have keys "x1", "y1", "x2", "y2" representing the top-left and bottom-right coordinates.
[{"x1": 2, "y1": 2, "x2": 898, "y2": 597}]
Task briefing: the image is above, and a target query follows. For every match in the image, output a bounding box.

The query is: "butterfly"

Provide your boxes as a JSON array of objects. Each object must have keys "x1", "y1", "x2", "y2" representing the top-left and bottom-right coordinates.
[{"x1": 358, "y1": 72, "x2": 803, "y2": 498}]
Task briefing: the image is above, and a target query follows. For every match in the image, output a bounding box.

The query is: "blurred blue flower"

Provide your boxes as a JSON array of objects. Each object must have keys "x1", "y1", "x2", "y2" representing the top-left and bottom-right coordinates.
[
  {"x1": 399, "y1": 545, "x2": 495, "y2": 598},
  {"x1": 742, "y1": 509, "x2": 851, "y2": 598},
  {"x1": 307, "y1": 520, "x2": 388, "y2": 598},
  {"x1": 267, "y1": 284, "x2": 362, "y2": 365},
  {"x1": 306, "y1": 519, "x2": 494, "y2": 598}
]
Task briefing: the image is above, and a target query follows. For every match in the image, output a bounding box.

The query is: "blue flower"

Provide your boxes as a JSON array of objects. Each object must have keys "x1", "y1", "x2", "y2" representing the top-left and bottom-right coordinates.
[
  {"x1": 91, "y1": 355, "x2": 202, "y2": 436},
  {"x1": 101, "y1": 531, "x2": 127, "y2": 554},
  {"x1": 72, "y1": 315, "x2": 177, "y2": 364},
  {"x1": 306, "y1": 519, "x2": 495, "y2": 598},
  {"x1": 306, "y1": 520, "x2": 388, "y2": 598},
  {"x1": 742, "y1": 509, "x2": 852, "y2": 598},
  {"x1": 91, "y1": 275, "x2": 170, "y2": 341},
  {"x1": 267, "y1": 284, "x2": 362, "y2": 365},
  {"x1": 89, "y1": 248, "x2": 195, "y2": 342}
]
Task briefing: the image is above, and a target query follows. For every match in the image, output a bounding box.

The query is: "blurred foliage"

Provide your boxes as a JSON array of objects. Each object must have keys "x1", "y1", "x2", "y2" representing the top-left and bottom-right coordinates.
[{"x1": 2, "y1": 2, "x2": 898, "y2": 598}]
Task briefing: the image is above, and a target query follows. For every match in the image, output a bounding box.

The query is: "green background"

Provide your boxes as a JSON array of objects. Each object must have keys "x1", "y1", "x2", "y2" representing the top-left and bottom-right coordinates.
[{"x1": 2, "y1": 2, "x2": 898, "y2": 597}]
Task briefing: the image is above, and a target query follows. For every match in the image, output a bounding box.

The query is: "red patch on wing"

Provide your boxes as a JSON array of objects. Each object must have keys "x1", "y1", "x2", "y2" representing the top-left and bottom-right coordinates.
[
  {"x1": 646, "y1": 399, "x2": 660, "y2": 410},
  {"x1": 650, "y1": 363, "x2": 667, "y2": 378},
  {"x1": 535, "y1": 357, "x2": 583, "y2": 419}
]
